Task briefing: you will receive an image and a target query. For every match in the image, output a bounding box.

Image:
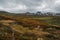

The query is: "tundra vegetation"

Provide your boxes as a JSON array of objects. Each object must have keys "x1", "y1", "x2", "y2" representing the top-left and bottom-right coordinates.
[{"x1": 0, "y1": 11, "x2": 60, "y2": 40}]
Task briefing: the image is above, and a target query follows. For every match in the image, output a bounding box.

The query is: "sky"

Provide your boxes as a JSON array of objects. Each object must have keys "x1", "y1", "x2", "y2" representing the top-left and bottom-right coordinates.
[{"x1": 0, "y1": 0, "x2": 60, "y2": 13}]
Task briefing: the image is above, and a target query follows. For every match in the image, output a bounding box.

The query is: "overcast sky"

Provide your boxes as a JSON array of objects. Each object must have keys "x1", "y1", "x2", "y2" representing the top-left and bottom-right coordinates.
[{"x1": 0, "y1": 0, "x2": 60, "y2": 13}]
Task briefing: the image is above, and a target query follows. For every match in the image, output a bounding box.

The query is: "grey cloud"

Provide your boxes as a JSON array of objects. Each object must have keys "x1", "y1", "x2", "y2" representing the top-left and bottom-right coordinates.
[{"x1": 0, "y1": 0, "x2": 60, "y2": 13}]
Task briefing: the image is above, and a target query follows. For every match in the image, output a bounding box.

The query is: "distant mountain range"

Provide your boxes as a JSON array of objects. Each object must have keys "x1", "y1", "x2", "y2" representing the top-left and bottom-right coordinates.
[{"x1": 0, "y1": 11, "x2": 60, "y2": 16}]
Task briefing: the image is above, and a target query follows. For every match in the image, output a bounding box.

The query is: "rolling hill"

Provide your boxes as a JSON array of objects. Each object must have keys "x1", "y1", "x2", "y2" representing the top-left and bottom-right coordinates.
[{"x1": 0, "y1": 11, "x2": 60, "y2": 40}]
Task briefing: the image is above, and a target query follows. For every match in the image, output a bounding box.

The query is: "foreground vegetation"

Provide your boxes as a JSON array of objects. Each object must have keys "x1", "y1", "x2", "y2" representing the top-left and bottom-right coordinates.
[{"x1": 0, "y1": 12, "x2": 60, "y2": 40}]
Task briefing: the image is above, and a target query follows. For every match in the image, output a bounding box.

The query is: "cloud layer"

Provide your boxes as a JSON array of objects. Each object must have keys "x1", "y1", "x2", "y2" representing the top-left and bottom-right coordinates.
[{"x1": 0, "y1": 0, "x2": 60, "y2": 13}]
